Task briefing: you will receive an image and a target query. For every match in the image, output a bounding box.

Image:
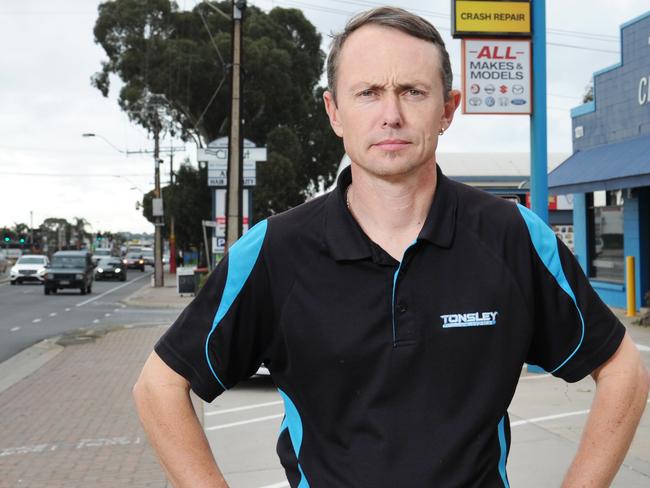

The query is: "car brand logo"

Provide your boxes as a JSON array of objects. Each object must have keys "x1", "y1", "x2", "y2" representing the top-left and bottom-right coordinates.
[
  {"x1": 512, "y1": 84, "x2": 524, "y2": 95},
  {"x1": 499, "y1": 85, "x2": 508, "y2": 94},
  {"x1": 470, "y1": 84, "x2": 480, "y2": 94},
  {"x1": 498, "y1": 97, "x2": 509, "y2": 106},
  {"x1": 469, "y1": 97, "x2": 482, "y2": 106},
  {"x1": 511, "y1": 98, "x2": 527, "y2": 105},
  {"x1": 485, "y1": 96, "x2": 495, "y2": 107},
  {"x1": 484, "y1": 84, "x2": 495, "y2": 94}
]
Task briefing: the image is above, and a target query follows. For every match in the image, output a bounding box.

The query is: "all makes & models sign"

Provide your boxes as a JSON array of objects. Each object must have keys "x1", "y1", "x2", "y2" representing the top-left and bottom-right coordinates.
[{"x1": 462, "y1": 39, "x2": 532, "y2": 115}]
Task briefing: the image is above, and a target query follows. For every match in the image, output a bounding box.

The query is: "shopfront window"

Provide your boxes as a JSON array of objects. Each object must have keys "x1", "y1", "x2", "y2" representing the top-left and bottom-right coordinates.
[{"x1": 590, "y1": 190, "x2": 624, "y2": 283}]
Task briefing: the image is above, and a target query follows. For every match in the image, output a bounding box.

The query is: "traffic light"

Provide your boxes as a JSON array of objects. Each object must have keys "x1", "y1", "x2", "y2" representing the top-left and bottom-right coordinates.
[
  {"x1": 19, "y1": 237, "x2": 25, "y2": 244},
  {"x1": 3, "y1": 235, "x2": 9, "y2": 243}
]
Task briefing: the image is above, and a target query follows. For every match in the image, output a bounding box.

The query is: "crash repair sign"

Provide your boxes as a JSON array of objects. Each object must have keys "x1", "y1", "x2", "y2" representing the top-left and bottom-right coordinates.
[{"x1": 462, "y1": 39, "x2": 532, "y2": 115}]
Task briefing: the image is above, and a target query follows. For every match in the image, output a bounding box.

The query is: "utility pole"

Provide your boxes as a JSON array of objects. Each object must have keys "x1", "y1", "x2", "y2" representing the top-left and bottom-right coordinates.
[
  {"x1": 169, "y1": 151, "x2": 177, "y2": 274},
  {"x1": 153, "y1": 126, "x2": 164, "y2": 287},
  {"x1": 225, "y1": 0, "x2": 246, "y2": 251}
]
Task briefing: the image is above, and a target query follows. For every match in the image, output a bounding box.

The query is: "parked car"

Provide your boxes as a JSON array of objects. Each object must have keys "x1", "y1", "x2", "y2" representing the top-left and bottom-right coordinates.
[
  {"x1": 44, "y1": 250, "x2": 94, "y2": 295},
  {"x1": 95, "y1": 257, "x2": 127, "y2": 281},
  {"x1": 124, "y1": 252, "x2": 145, "y2": 272},
  {"x1": 10, "y1": 255, "x2": 49, "y2": 285},
  {"x1": 0, "y1": 250, "x2": 8, "y2": 274}
]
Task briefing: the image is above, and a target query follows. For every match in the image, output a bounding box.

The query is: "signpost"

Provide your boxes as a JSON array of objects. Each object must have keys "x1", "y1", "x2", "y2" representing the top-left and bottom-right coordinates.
[
  {"x1": 462, "y1": 39, "x2": 531, "y2": 114},
  {"x1": 452, "y1": 1, "x2": 531, "y2": 38}
]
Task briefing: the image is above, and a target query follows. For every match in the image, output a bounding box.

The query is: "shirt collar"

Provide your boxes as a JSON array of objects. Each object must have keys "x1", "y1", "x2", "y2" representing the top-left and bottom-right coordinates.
[{"x1": 324, "y1": 164, "x2": 457, "y2": 261}]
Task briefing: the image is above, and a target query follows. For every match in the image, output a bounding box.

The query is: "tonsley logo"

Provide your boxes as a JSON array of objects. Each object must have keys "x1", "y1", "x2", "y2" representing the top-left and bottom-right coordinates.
[{"x1": 440, "y1": 311, "x2": 498, "y2": 328}]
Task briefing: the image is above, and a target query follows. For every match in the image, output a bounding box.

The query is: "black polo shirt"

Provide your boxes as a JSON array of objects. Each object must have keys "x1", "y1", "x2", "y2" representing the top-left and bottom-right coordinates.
[{"x1": 156, "y1": 165, "x2": 625, "y2": 488}]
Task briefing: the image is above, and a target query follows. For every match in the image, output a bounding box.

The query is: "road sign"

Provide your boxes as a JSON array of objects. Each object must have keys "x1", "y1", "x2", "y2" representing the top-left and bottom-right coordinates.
[
  {"x1": 197, "y1": 147, "x2": 267, "y2": 164},
  {"x1": 462, "y1": 39, "x2": 531, "y2": 114},
  {"x1": 452, "y1": 0, "x2": 531, "y2": 38}
]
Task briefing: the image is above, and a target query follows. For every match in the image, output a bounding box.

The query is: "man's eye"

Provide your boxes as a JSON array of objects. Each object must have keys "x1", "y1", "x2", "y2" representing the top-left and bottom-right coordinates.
[
  {"x1": 407, "y1": 89, "x2": 423, "y2": 96},
  {"x1": 358, "y1": 90, "x2": 375, "y2": 97}
]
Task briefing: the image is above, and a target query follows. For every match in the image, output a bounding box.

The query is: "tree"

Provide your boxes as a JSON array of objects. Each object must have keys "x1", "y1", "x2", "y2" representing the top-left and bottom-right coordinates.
[
  {"x1": 142, "y1": 161, "x2": 211, "y2": 251},
  {"x1": 92, "y1": 0, "x2": 342, "y2": 220}
]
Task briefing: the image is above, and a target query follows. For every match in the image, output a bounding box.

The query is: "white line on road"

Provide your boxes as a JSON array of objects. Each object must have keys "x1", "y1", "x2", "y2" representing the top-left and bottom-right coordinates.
[
  {"x1": 49, "y1": 312, "x2": 57, "y2": 317},
  {"x1": 205, "y1": 413, "x2": 284, "y2": 432},
  {"x1": 205, "y1": 400, "x2": 284, "y2": 417},
  {"x1": 65, "y1": 308, "x2": 71, "y2": 312},
  {"x1": 257, "y1": 482, "x2": 289, "y2": 488},
  {"x1": 636, "y1": 343, "x2": 650, "y2": 352},
  {"x1": 75, "y1": 273, "x2": 150, "y2": 308},
  {"x1": 519, "y1": 373, "x2": 552, "y2": 380},
  {"x1": 92, "y1": 319, "x2": 100, "y2": 324},
  {"x1": 104, "y1": 313, "x2": 111, "y2": 317},
  {"x1": 10, "y1": 326, "x2": 20, "y2": 332},
  {"x1": 511, "y1": 399, "x2": 650, "y2": 428},
  {"x1": 32, "y1": 318, "x2": 41, "y2": 323}
]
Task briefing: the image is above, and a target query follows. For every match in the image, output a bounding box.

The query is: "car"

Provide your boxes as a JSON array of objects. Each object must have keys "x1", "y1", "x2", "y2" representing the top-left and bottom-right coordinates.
[
  {"x1": 142, "y1": 249, "x2": 154, "y2": 266},
  {"x1": 10, "y1": 255, "x2": 49, "y2": 285},
  {"x1": 124, "y1": 252, "x2": 145, "y2": 272},
  {"x1": 44, "y1": 250, "x2": 94, "y2": 295},
  {"x1": 91, "y1": 248, "x2": 113, "y2": 265},
  {"x1": 95, "y1": 257, "x2": 127, "y2": 281}
]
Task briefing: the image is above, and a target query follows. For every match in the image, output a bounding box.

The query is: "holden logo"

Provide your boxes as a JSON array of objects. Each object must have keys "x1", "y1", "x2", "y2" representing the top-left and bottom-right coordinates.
[{"x1": 470, "y1": 84, "x2": 480, "y2": 94}]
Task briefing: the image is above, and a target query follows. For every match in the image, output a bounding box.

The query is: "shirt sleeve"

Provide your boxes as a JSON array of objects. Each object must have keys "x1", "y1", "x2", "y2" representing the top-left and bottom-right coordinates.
[
  {"x1": 517, "y1": 205, "x2": 625, "y2": 383},
  {"x1": 155, "y1": 220, "x2": 274, "y2": 402}
]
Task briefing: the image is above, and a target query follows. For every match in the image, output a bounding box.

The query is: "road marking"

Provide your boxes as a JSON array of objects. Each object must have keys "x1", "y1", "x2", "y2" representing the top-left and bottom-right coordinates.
[
  {"x1": 10, "y1": 326, "x2": 20, "y2": 332},
  {"x1": 32, "y1": 318, "x2": 41, "y2": 323},
  {"x1": 92, "y1": 319, "x2": 100, "y2": 324},
  {"x1": 113, "y1": 308, "x2": 120, "y2": 312},
  {"x1": 49, "y1": 312, "x2": 57, "y2": 317},
  {"x1": 104, "y1": 313, "x2": 111, "y2": 317},
  {"x1": 258, "y1": 482, "x2": 289, "y2": 488},
  {"x1": 75, "y1": 273, "x2": 150, "y2": 308},
  {"x1": 511, "y1": 399, "x2": 650, "y2": 428},
  {"x1": 205, "y1": 400, "x2": 284, "y2": 417},
  {"x1": 520, "y1": 373, "x2": 552, "y2": 380},
  {"x1": 636, "y1": 343, "x2": 650, "y2": 352},
  {"x1": 205, "y1": 413, "x2": 284, "y2": 432},
  {"x1": 65, "y1": 308, "x2": 71, "y2": 312}
]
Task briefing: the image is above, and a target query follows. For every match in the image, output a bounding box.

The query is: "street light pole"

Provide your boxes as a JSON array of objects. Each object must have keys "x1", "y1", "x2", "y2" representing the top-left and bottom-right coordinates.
[{"x1": 153, "y1": 128, "x2": 164, "y2": 288}]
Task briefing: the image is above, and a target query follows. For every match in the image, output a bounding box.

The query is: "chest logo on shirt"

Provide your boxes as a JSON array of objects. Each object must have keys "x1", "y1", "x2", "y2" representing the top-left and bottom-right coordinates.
[{"x1": 440, "y1": 311, "x2": 499, "y2": 328}]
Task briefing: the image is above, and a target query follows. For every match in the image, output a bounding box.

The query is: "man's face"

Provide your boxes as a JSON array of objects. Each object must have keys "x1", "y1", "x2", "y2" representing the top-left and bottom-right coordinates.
[{"x1": 324, "y1": 25, "x2": 460, "y2": 179}]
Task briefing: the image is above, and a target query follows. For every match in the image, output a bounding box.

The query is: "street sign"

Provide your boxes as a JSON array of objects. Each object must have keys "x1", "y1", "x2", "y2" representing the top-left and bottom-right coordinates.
[
  {"x1": 152, "y1": 198, "x2": 164, "y2": 217},
  {"x1": 461, "y1": 39, "x2": 531, "y2": 114},
  {"x1": 452, "y1": 0, "x2": 531, "y2": 38},
  {"x1": 197, "y1": 147, "x2": 267, "y2": 164}
]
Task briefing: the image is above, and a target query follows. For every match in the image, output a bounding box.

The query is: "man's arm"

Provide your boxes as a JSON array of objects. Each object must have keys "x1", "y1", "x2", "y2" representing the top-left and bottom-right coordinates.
[
  {"x1": 133, "y1": 351, "x2": 229, "y2": 488},
  {"x1": 562, "y1": 332, "x2": 650, "y2": 487}
]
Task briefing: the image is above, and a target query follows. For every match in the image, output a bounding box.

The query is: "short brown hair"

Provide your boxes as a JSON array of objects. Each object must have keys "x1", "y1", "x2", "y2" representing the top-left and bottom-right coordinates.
[{"x1": 326, "y1": 6, "x2": 453, "y2": 103}]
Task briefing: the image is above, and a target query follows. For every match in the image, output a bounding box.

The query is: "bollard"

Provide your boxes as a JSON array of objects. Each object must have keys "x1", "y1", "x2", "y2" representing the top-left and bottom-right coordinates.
[{"x1": 626, "y1": 255, "x2": 636, "y2": 317}]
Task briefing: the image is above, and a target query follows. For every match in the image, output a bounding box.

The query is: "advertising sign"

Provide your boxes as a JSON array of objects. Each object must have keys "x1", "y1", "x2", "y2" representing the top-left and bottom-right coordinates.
[
  {"x1": 461, "y1": 39, "x2": 531, "y2": 114},
  {"x1": 452, "y1": 0, "x2": 531, "y2": 38}
]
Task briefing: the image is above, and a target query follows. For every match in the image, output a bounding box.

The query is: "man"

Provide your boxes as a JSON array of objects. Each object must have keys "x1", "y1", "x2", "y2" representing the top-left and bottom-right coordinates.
[{"x1": 134, "y1": 7, "x2": 649, "y2": 487}]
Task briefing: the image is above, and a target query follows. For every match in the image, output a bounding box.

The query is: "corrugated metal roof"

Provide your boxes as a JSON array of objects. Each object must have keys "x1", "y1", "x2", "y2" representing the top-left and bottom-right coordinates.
[{"x1": 548, "y1": 135, "x2": 650, "y2": 194}]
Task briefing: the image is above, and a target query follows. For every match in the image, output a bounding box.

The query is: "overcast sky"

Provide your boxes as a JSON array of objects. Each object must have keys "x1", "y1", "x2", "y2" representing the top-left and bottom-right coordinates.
[{"x1": 0, "y1": 0, "x2": 648, "y2": 233}]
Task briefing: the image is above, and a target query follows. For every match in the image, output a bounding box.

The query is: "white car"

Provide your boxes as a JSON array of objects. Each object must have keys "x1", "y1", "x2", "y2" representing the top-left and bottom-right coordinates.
[{"x1": 10, "y1": 255, "x2": 49, "y2": 285}]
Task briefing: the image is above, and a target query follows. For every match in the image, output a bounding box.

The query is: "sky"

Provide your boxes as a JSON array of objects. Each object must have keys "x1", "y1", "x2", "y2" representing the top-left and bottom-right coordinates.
[{"x1": 0, "y1": 0, "x2": 648, "y2": 233}]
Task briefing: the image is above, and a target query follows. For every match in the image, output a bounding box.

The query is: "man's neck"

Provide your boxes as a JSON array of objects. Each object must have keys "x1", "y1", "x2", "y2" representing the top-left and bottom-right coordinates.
[{"x1": 347, "y1": 163, "x2": 437, "y2": 260}]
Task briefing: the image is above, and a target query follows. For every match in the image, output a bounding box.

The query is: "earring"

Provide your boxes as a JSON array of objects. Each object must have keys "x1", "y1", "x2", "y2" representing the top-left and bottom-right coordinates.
[{"x1": 438, "y1": 128, "x2": 445, "y2": 136}]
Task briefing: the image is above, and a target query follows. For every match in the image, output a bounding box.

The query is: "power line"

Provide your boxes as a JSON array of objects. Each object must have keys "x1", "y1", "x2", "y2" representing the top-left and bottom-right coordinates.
[{"x1": 0, "y1": 172, "x2": 149, "y2": 178}]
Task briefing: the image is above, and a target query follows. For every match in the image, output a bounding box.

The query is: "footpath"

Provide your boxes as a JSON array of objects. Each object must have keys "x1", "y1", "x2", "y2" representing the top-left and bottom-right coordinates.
[
  {"x1": 0, "y1": 272, "x2": 191, "y2": 488},
  {"x1": 0, "y1": 271, "x2": 649, "y2": 487}
]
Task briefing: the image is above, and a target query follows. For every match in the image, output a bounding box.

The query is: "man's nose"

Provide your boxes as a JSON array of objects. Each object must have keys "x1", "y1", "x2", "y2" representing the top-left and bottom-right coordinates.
[{"x1": 380, "y1": 94, "x2": 403, "y2": 129}]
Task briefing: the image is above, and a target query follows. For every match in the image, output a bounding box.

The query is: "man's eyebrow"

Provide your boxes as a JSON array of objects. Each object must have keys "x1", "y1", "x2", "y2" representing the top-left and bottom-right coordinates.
[{"x1": 349, "y1": 81, "x2": 433, "y2": 93}]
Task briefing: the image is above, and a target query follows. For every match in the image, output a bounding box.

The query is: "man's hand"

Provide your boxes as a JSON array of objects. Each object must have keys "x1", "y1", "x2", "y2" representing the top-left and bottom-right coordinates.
[
  {"x1": 133, "y1": 351, "x2": 229, "y2": 488},
  {"x1": 561, "y1": 333, "x2": 649, "y2": 487}
]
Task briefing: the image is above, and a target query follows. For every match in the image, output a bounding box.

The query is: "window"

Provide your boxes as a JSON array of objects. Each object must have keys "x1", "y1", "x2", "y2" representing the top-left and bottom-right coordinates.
[{"x1": 589, "y1": 190, "x2": 624, "y2": 283}]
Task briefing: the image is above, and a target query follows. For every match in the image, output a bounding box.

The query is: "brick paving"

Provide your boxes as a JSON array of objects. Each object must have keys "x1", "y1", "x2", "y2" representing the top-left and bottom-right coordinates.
[{"x1": 0, "y1": 326, "x2": 169, "y2": 488}]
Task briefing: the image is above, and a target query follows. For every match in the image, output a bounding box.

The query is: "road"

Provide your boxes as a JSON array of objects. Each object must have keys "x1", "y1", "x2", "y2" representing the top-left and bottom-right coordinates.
[{"x1": 0, "y1": 270, "x2": 181, "y2": 362}]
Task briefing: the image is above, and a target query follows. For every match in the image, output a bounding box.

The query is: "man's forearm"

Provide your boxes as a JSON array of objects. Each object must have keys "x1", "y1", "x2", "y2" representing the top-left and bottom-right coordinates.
[
  {"x1": 134, "y1": 353, "x2": 229, "y2": 488},
  {"x1": 562, "y1": 335, "x2": 650, "y2": 487}
]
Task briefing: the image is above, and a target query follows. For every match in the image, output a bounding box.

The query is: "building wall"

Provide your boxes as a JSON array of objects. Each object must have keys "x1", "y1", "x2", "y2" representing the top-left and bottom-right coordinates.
[{"x1": 571, "y1": 13, "x2": 650, "y2": 151}]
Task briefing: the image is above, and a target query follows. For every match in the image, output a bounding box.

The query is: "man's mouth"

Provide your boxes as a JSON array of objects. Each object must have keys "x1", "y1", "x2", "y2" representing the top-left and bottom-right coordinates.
[{"x1": 373, "y1": 139, "x2": 411, "y2": 151}]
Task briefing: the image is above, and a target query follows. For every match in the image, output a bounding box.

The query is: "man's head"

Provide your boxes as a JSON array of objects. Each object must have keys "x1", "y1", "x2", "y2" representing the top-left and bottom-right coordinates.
[
  {"x1": 326, "y1": 7, "x2": 453, "y2": 104},
  {"x1": 323, "y1": 7, "x2": 460, "y2": 179}
]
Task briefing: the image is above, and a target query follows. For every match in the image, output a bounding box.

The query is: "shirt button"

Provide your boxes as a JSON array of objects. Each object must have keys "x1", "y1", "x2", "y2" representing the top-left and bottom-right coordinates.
[{"x1": 397, "y1": 302, "x2": 408, "y2": 313}]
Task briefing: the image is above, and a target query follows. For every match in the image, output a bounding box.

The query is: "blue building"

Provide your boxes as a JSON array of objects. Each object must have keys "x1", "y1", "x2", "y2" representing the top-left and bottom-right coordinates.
[{"x1": 549, "y1": 12, "x2": 650, "y2": 310}]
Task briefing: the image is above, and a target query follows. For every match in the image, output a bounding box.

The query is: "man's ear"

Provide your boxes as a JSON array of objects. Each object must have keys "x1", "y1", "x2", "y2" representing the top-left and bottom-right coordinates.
[
  {"x1": 323, "y1": 90, "x2": 344, "y2": 138},
  {"x1": 440, "y1": 89, "x2": 462, "y2": 132}
]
